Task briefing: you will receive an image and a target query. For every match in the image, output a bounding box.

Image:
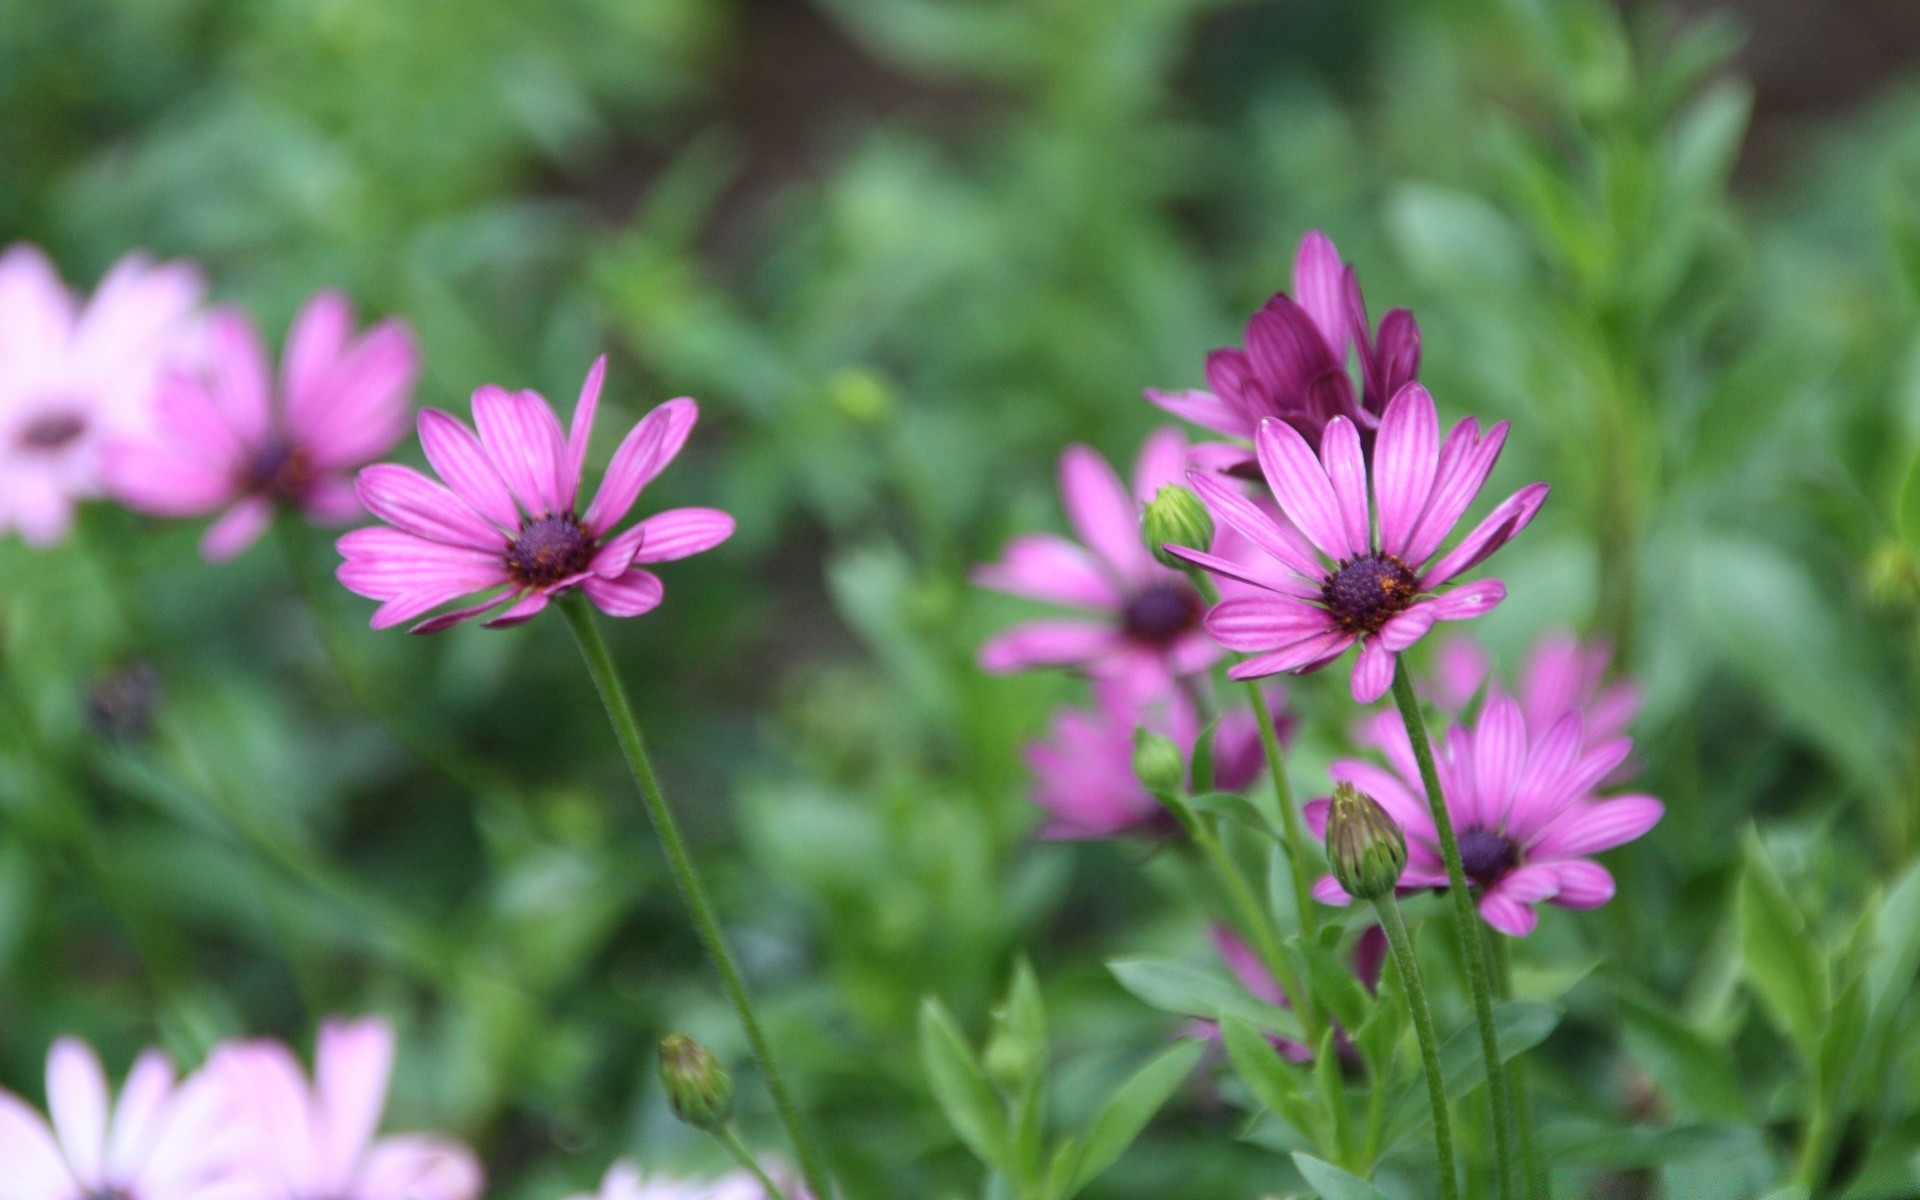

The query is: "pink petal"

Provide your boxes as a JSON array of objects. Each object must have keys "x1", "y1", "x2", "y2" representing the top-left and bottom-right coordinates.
[
  {"x1": 48, "y1": 1038, "x2": 109, "y2": 1184},
  {"x1": 356, "y1": 464, "x2": 508, "y2": 552},
  {"x1": 0, "y1": 245, "x2": 77, "y2": 376},
  {"x1": 1329, "y1": 759, "x2": 1437, "y2": 843},
  {"x1": 1145, "y1": 388, "x2": 1245, "y2": 438},
  {"x1": 0, "y1": 1091, "x2": 72, "y2": 1197},
  {"x1": 336, "y1": 527, "x2": 509, "y2": 601},
  {"x1": 1210, "y1": 926, "x2": 1284, "y2": 1005},
  {"x1": 1312, "y1": 875, "x2": 1353, "y2": 906},
  {"x1": 1478, "y1": 890, "x2": 1538, "y2": 937},
  {"x1": 1059, "y1": 444, "x2": 1154, "y2": 584},
  {"x1": 294, "y1": 320, "x2": 419, "y2": 470},
  {"x1": 203, "y1": 310, "x2": 273, "y2": 447},
  {"x1": 1420, "y1": 483, "x2": 1550, "y2": 589},
  {"x1": 1205, "y1": 595, "x2": 1336, "y2": 652},
  {"x1": 1373, "y1": 385, "x2": 1440, "y2": 559},
  {"x1": 314, "y1": 1018, "x2": 394, "y2": 1186},
  {"x1": 1227, "y1": 629, "x2": 1352, "y2": 680},
  {"x1": 472, "y1": 385, "x2": 567, "y2": 518},
  {"x1": 1302, "y1": 797, "x2": 1331, "y2": 837},
  {"x1": 1189, "y1": 470, "x2": 1327, "y2": 581},
  {"x1": 1131, "y1": 426, "x2": 1191, "y2": 503},
  {"x1": 105, "y1": 1051, "x2": 175, "y2": 1179},
  {"x1": 199, "y1": 496, "x2": 274, "y2": 562},
  {"x1": 1526, "y1": 796, "x2": 1664, "y2": 860},
  {"x1": 563, "y1": 356, "x2": 607, "y2": 512},
  {"x1": 623, "y1": 507, "x2": 734, "y2": 564},
  {"x1": 979, "y1": 620, "x2": 1117, "y2": 673},
  {"x1": 1473, "y1": 693, "x2": 1528, "y2": 827},
  {"x1": 355, "y1": 1134, "x2": 484, "y2": 1200},
  {"x1": 1255, "y1": 418, "x2": 1354, "y2": 560},
  {"x1": 1165, "y1": 543, "x2": 1322, "y2": 598},
  {"x1": 1552, "y1": 860, "x2": 1616, "y2": 909},
  {"x1": 1507, "y1": 714, "x2": 1583, "y2": 832},
  {"x1": 281, "y1": 291, "x2": 354, "y2": 423},
  {"x1": 1403, "y1": 419, "x2": 1507, "y2": 568},
  {"x1": 1292, "y1": 230, "x2": 1351, "y2": 355},
  {"x1": 1427, "y1": 637, "x2": 1490, "y2": 712},
  {"x1": 484, "y1": 590, "x2": 552, "y2": 628},
  {"x1": 102, "y1": 435, "x2": 236, "y2": 518},
  {"x1": 582, "y1": 569, "x2": 665, "y2": 618},
  {"x1": 301, "y1": 477, "x2": 363, "y2": 524},
  {"x1": 214, "y1": 1041, "x2": 319, "y2": 1187},
  {"x1": 1377, "y1": 601, "x2": 1438, "y2": 652},
  {"x1": 1349, "y1": 637, "x2": 1396, "y2": 703},
  {"x1": 417, "y1": 410, "x2": 519, "y2": 530},
  {"x1": 582, "y1": 398, "x2": 697, "y2": 535},
  {"x1": 1429, "y1": 579, "x2": 1507, "y2": 621},
  {"x1": 974, "y1": 534, "x2": 1125, "y2": 610},
  {"x1": 1318, "y1": 416, "x2": 1371, "y2": 556},
  {"x1": 408, "y1": 592, "x2": 516, "y2": 634}
]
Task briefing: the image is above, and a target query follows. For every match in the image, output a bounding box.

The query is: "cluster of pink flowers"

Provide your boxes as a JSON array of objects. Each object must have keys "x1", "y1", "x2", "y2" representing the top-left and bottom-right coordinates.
[
  {"x1": 0, "y1": 1017, "x2": 480, "y2": 1200},
  {"x1": 567, "y1": 1162, "x2": 805, "y2": 1200}
]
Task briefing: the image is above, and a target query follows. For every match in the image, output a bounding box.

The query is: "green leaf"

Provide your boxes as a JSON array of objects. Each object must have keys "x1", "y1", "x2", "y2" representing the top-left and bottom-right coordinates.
[
  {"x1": 1221, "y1": 1017, "x2": 1319, "y2": 1139},
  {"x1": 1294, "y1": 935, "x2": 1370, "y2": 1035},
  {"x1": 1897, "y1": 453, "x2": 1920, "y2": 553},
  {"x1": 918, "y1": 997, "x2": 1008, "y2": 1170},
  {"x1": 1108, "y1": 958, "x2": 1306, "y2": 1041},
  {"x1": 986, "y1": 957, "x2": 1047, "y2": 1091},
  {"x1": 1384, "y1": 1002, "x2": 1561, "y2": 1146},
  {"x1": 1291, "y1": 1153, "x2": 1392, "y2": 1200},
  {"x1": 1738, "y1": 834, "x2": 1830, "y2": 1058},
  {"x1": 1067, "y1": 1039, "x2": 1204, "y2": 1194},
  {"x1": 1615, "y1": 982, "x2": 1748, "y2": 1122},
  {"x1": 1189, "y1": 719, "x2": 1218, "y2": 795},
  {"x1": 1869, "y1": 860, "x2": 1920, "y2": 1020},
  {"x1": 1187, "y1": 791, "x2": 1276, "y2": 837}
]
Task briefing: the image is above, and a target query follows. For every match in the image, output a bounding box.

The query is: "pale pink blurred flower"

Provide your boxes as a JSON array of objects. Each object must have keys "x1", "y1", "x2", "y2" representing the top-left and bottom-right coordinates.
[
  {"x1": 1192, "y1": 924, "x2": 1386, "y2": 1062},
  {"x1": 567, "y1": 1161, "x2": 803, "y2": 1200},
  {"x1": 0, "y1": 1036, "x2": 249, "y2": 1200},
  {"x1": 1026, "y1": 680, "x2": 1287, "y2": 840},
  {"x1": 107, "y1": 291, "x2": 418, "y2": 561},
  {"x1": 0, "y1": 245, "x2": 203, "y2": 546},
  {"x1": 336, "y1": 356, "x2": 732, "y2": 632},
  {"x1": 210, "y1": 1017, "x2": 481, "y2": 1200}
]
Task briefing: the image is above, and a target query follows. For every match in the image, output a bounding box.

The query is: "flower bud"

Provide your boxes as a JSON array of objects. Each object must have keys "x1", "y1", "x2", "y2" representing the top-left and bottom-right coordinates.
[
  {"x1": 659, "y1": 1034, "x2": 733, "y2": 1132},
  {"x1": 1142, "y1": 484, "x2": 1215, "y2": 568},
  {"x1": 1325, "y1": 781, "x2": 1407, "y2": 901},
  {"x1": 1132, "y1": 728, "x2": 1185, "y2": 797}
]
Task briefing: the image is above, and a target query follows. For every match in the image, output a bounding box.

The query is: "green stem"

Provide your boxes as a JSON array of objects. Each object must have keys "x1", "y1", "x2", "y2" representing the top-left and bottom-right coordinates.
[
  {"x1": 559, "y1": 597, "x2": 831, "y2": 1200},
  {"x1": 717, "y1": 1125, "x2": 796, "y2": 1200},
  {"x1": 1372, "y1": 894, "x2": 1460, "y2": 1200},
  {"x1": 1486, "y1": 930, "x2": 1543, "y2": 1198},
  {"x1": 1389, "y1": 664, "x2": 1516, "y2": 1199}
]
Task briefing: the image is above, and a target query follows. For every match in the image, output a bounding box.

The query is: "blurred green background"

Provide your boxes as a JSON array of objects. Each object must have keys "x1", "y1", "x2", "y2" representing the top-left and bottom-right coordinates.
[{"x1": 8, "y1": 0, "x2": 1920, "y2": 1196}]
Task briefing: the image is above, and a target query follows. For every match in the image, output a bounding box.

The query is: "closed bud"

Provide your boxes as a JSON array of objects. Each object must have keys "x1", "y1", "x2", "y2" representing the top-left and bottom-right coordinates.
[
  {"x1": 1142, "y1": 485, "x2": 1214, "y2": 568},
  {"x1": 1326, "y1": 781, "x2": 1407, "y2": 901},
  {"x1": 659, "y1": 1034, "x2": 733, "y2": 1132},
  {"x1": 1132, "y1": 728, "x2": 1185, "y2": 797}
]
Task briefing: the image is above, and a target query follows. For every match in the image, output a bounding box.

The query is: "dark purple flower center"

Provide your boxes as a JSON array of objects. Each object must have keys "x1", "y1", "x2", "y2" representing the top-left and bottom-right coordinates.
[
  {"x1": 16, "y1": 408, "x2": 87, "y2": 452},
  {"x1": 1322, "y1": 552, "x2": 1418, "y2": 636},
  {"x1": 506, "y1": 514, "x2": 596, "y2": 587},
  {"x1": 1456, "y1": 826, "x2": 1518, "y2": 887},
  {"x1": 243, "y1": 439, "x2": 317, "y2": 501},
  {"x1": 84, "y1": 1189, "x2": 133, "y2": 1200},
  {"x1": 1122, "y1": 582, "x2": 1203, "y2": 646}
]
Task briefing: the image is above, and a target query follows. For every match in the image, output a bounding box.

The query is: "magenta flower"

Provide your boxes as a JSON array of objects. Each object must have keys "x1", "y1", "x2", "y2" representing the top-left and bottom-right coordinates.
[
  {"x1": 1173, "y1": 385, "x2": 1548, "y2": 703},
  {"x1": 108, "y1": 291, "x2": 418, "y2": 561},
  {"x1": 0, "y1": 1036, "x2": 248, "y2": 1200},
  {"x1": 1147, "y1": 230, "x2": 1419, "y2": 465},
  {"x1": 567, "y1": 1162, "x2": 804, "y2": 1200},
  {"x1": 1193, "y1": 924, "x2": 1385, "y2": 1062},
  {"x1": 1026, "y1": 680, "x2": 1286, "y2": 840},
  {"x1": 0, "y1": 245, "x2": 204, "y2": 546},
  {"x1": 1306, "y1": 689, "x2": 1663, "y2": 937},
  {"x1": 1420, "y1": 632, "x2": 1641, "y2": 746},
  {"x1": 336, "y1": 356, "x2": 733, "y2": 633},
  {"x1": 210, "y1": 1017, "x2": 481, "y2": 1200},
  {"x1": 976, "y1": 428, "x2": 1224, "y2": 698}
]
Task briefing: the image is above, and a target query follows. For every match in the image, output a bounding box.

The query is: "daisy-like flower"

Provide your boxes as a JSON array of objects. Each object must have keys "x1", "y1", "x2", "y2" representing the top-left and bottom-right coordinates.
[
  {"x1": 336, "y1": 356, "x2": 734, "y2": 633},
  {"x1": 1174, "y1": 384, "x2": 1549, "y2": 704},
  {"x1": 1421, "y1": 632, "x2": 1641, "y2": 745},
  {"x1": 0, "y1": 1036, "x2": 248, "y2": 1200},
  {"x1": 1192, "y1": 924, "x2": 1385, "y2": 1062},
  {"x1": 1306, "y1": 689, "x2": 1663, "y2": 936},
  {"x1": 0, "y1": 245, "x2": 203, "y2": 546},
  {"x1": 107, "y1": 292, "x2": 418, "y2": 561},
  {"x1": 1026, "y1": 680, "x2": 1287, "y2": 840},
  {"x1": 1147, "y1": 230, "x2": 1419, "y2": 465},
  {"x1": 976, "y1": 428, "x2": 1225, "y2": 699},
  {"x1": 566, "y1": 1161, "x2": 804, "y2": 1200},
  {"x1": 211, "y1": 1017, "x2": 481, "y2": 1200}
]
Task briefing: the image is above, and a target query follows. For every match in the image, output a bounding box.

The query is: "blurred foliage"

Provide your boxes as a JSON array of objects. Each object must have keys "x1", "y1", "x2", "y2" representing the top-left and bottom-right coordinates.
[{"x1": 8, "y1": 0, "x2": 1920, "y2": 1197}]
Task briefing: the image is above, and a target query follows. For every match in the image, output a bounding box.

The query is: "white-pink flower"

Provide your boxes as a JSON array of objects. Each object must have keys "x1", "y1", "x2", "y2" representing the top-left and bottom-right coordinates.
[
  {"x1": 566, "y1": 1162, "x2": 801, "y2": 1200},
  {"x1": 0, "y1": 245, "x2": 204, "y2": 546},
  {"x1": 209, "y1": 1017, "x2": 481, "y2": 1200},
  {"x1": 0, "y1": 1036, "x2": 249, "y2": 1200}
]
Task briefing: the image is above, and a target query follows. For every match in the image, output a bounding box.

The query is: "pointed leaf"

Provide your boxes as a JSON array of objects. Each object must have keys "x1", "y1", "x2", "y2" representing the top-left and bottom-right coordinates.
[
  {"x1": 1109, "y1": 958, "x2": 1304, "y2": 1041},
  {"x1": 919, "y1": 997, "x2": 1008, "y2": 1170},
  {"x1": 1739, "y1": 835, "x2": 1829, "y2": 1058},
  {"x1": 1067, "y1": 1039, "x2": 1205, "y2": 1194},
  {"x1": 1291, "y1": 1153, "x2": 1393, "y2": 1200}
]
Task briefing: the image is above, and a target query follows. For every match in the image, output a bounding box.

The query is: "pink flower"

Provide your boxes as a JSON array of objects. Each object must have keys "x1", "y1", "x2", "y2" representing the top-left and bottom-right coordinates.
[
  {"x1": 1026, "y1": 680, "x2": 1286, "y2": 840},
  {"x1": 209, "y1": 1017, "x2": 481, "y2": 1200},
  {"x1": 1191, "y1": 924, "x2": 1385, "y2": 1062},
  {"x1": 1306, "y1": 689, "x2": 1663, "y2": 937},
  {"x1": 0, "y1": 1036, "x2": 248, "y2": 1200},
  {"x1": 976, "y1": 428, "x2": 1225, "y2": 699},
  {"x1": 567, "y1": 1162, "x2": 803, "y2": 1200},
  {"x1": 1147, "y1": 230, "x2": 1419, "y2": 465},
  {"x1": 1417, "y1": 632, "x2": 1641, "y2": 746},
  {"x1": 0, "y1": 245, "x2": 204, "y2": 546},
  {"x1": 1173, "y1": 384, "x2": 1549, "y2": 704},
  {"x1": 336, "y1": 356, "x2": 734, "y2": 633},
  {"x1": 107, "y1": 291, "x2": 418, "y2": 561}
]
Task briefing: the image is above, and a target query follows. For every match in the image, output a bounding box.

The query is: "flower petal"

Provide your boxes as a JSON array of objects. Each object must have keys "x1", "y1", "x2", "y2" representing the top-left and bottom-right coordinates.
[
  {"x1": 1373, "y1": 384, "x2": 1439, "y2": 559},
  {"x1": 582, "y1": 398, "x2": 697, "y2": 535},
  {"x1": 1552, "y1": 860, "x2": 1616, "y2": 909},
  {"x1": 1132, "y1": 426, "x2": 1191, "y2": 503},
  {"x1": 1144, "y1": 388, "x2": 1244, "y2": 438},
  {"x1": 315, "y1": 1018, "x2": 394, "y2": 1186},
  {"x1": 418, "y1": 410, "x2": 519, "y2": 530},
  {"x1": 563, "y1": 356, "x2": 607, "y2": 512},
  {"x1": 48, "y1": 1038, "x2": 109, "y2": 1184},
  {"x1": 973, "y1": 534, "x2": 1122, "y2": 609},
  {"x1": 199, "y1": 497, "x2": 274, "y2": 562},
  {"x1": 106, "y1": 1051, "x2": 175, "y2": 1179},
  {"x1": 1403, "y1": 418, "x2": 1506, "y2": 568},
  {"x1": 582, "y1": 569, "x2": 665, "y2": 619},
  {"x1": 979, "y1": 621, "x2": 1118, "y2": 673},
  {"x1": 1478, "y1": 890, "x2": 1539, "y2": 937},
  {"x1": 1429, "y1": 579, "x2": 1507, "y2": 621},
  {"x1": 483, "y1": 590, "x2": 552, "y2": 628},
  {"x1": 407, "y1": 592, "x2": 516, "y2": 634},
  {"x1": 1188, "y1": 470, "x2": 1327, "y2": 581},
  {"x1": 336, "y1": 527, "x2": 508, "y2": 601},
  {"x1": 204, "y1": 309, "x2": 273, "y2": 447},
  {"x1": 356, "y1": 464, "x2": 508, "y2": 552},
  {"x1": 1420, "y1": 483, "x2": 1550, "y2": 589},
  {"x1": 472, "y1": 385, "x2": 567, "y2": 518},
  {"x1": 1526, "y1": 796, "x2": 1664, "y2": 860},
  {"x1": 1255, "y1": 418, "x2": 1354, "y2": 560},
  {"x1": 1205, "y1": 595, "x2": 1335, "y2": 652},
  {"x1": 1293, "y1": 230, "x2": 1351, "y2": 356},
  {"x1": 1059, "y1": 444, "x2": 1153, "y2": 584},
  {"x1": 1349, "y1": 637, "x2": 1396, "y2": 703},
  {"x1": 1377, "y1": 600, "x2": 1437, "y2": 652},
  {"x1": 0, "y1": 1091, "x2": 72, "y2": 1198},
  {"x1": 355, "y1": 1135, "x2": 485, "y2": 1200},
  {"x1": 623, "y1": 507, "x2": 734, "y2": 564},
  {"x1": 1319, "y1": 416, "x2": 1371, "y2": 557},
  {"x1": 1227, "y1": 629, "x2": 1353, "y2": 680}
]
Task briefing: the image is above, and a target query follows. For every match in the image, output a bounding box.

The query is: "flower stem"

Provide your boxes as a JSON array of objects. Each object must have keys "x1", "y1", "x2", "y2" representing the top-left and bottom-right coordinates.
[
  {"x1": 1486, "y1": 928, "x2": 1543, "y2": 1198},
  {"x1": 558, "y1": 597, "x2": 832, "y2": 1200},
  {"x1": 1371, "y1": 893, "x2": 1460, "y2": 1200},
  {"x1": 1388, "y1": 663, "x2": 1516, "y2": 1199},
  {"x1": 1189, "y1": 820, "x2": 1325, "y2": 1045},
  {"x1": 717, "y1": 1125, "x2": 796, "y2": 1200}
]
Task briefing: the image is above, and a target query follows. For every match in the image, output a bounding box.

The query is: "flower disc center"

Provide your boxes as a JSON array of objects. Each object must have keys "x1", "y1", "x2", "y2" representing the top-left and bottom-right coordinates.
[
  {"x1": 245, "y1": 440, "x2": 316, "y2": 501},
  {"x1": 1323, "y1": 553, "x2": 1417, "y2": 635},
  {"x1": 17, "y1": 408, "x2": 87, "y2": 452},
  {"x1": 1122, "y1": 582, "x2": 1202, "y2": 646},
  {"x1": 1456, "y1": 826, "x2": 1518, "y2": 887},
  {"x1": 506, "y1": 514, "x2": 595, "y2": 588}
]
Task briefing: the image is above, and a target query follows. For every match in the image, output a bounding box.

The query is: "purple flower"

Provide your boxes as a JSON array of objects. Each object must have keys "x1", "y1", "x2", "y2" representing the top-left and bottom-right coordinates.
[
  {"x1": 336, "y1": 356, "x2": 734, "y2": 632},
  {"x1": 1195, "y1": 924, "x2": 1386, "y2": 1062},
  {"x1": 109, "y1": 292, "x2": 419, "y2": 561},
  {"x1": 1417, "y1": 632, "x2": 1641, "y2": 747},
  {"x1": 1025, "y1": 680, "x2": 1286, "y2": 840},
  {"x1": 1147, "y1": 230, "x2": 1419, "y2": 466},
  {"x1": 567, "y1": 1162, "x2": 805, "y2": 1200},
  {"x1": 1306, "y1": 688, "x2": 1663, "y2": 937},
  {"x1": 1173, "y1": 385, "x2": 1548, "y2": 704},
  {"x1": 0, "y1": 245, "x2": 204, "y2": 546},
  {"x1": 975, "y1": 428, "x2": 1224, "y2": 699}
]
